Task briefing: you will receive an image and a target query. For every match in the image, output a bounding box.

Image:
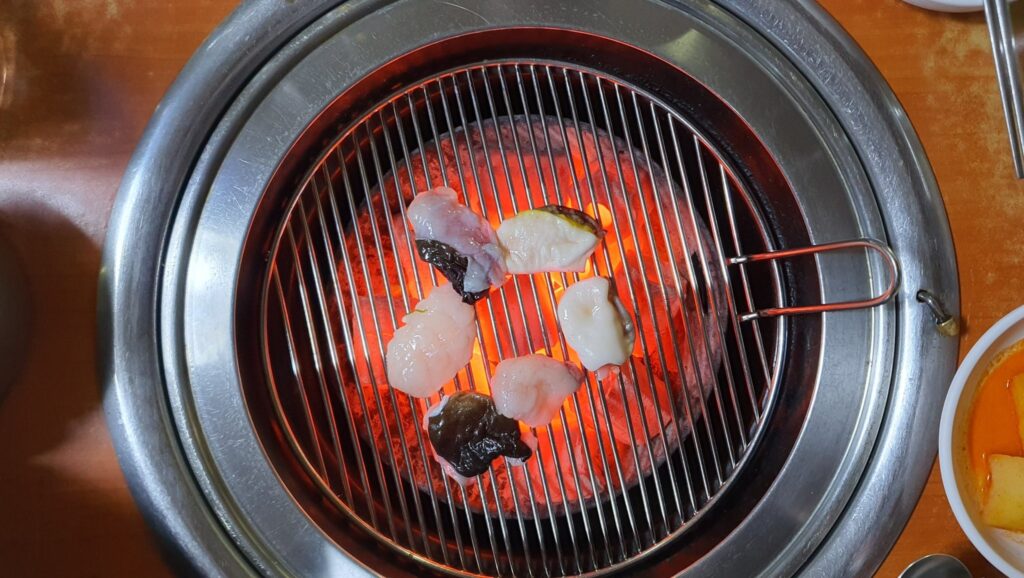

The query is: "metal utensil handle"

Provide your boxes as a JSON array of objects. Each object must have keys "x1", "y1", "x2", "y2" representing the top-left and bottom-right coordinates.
[
  {"x1": 984, "y1": 0, "x2": 1024, "y2": 178},
  {"x1": 729, "y1": 239, "x2": 900, "y2": 321}
]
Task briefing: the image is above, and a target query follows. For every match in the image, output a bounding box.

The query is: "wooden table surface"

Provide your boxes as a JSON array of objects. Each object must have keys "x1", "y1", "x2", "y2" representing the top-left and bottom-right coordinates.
[{"x1": 0, "y1": 1, "x2": 1018, "y2": 576}]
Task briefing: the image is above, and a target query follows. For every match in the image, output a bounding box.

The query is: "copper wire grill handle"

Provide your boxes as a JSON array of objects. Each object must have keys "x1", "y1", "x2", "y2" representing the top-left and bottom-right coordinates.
[{"x1": 729, "y1": 239, "x2": 900, "y2": 322}]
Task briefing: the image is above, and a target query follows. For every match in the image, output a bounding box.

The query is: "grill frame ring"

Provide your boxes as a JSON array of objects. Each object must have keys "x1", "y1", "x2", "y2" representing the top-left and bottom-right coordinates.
[
  {"x1": 254, "y1": 61, "x2": 789, "y2": 576},
  {"x1": 99, "y1": 1, "x2": 958, "y2": 577}
]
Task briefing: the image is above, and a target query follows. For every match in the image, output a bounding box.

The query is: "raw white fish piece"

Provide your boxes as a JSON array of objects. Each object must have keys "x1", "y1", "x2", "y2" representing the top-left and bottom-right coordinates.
[
  {"x1": 407, "y1": 186, "x2": 507, "y2": 293},
  {"x1": 556, "y1": 276, "x2": 636, "y2": 372},
  {"x1": 385, "y1": 284, "x2": 476, "y2": 398},
  {"x1": 491, "y1": 354, "x2": 584, "y2": 427},
  {"x1": 497, "y1": 206, "x2": 603, "y2": 274}
]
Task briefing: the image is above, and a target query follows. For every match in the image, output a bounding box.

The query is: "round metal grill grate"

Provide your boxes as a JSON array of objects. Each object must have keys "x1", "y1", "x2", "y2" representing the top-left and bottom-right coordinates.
[{"x1": 258, "y1": 61, "x2": 784, "y2": 576}]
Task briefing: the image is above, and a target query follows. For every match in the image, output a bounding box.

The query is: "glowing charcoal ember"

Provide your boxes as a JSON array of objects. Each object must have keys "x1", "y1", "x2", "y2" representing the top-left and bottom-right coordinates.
[
  {"x1": 385, "y1": 284, "x2": 477, "y2": 398},
  {"x1": 348, "y1": 295, "x2": 397, "y2": 386},
  {"x1": 602, "y1": 358, "x2": 675, "y2": 446},
  {"x1": 491, "y1": 354, "x2": 584, "y2": 427},
  {"x1": 497, "y1": 205, "x2": 604, "y2": 274},
  {"x1": 556, "y1": 276, "x2": 636, "y2": 373},
  {"x1": 426, "y1": 392, "x2": 533, "y2": 480},
  {"x1": 338, "y1": 113, "x2": 728, "y2": 517},
  {"x1": 477, "y1": 274, "x2": 559, "y2": 362},
  {"x1": 407, "y1": 186, "x2": 507, "y2": 302}
]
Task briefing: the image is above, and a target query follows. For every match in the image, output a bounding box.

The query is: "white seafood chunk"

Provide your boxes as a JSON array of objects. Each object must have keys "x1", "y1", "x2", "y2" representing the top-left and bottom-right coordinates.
[
  {"x1": 491, "y1": 354, "x2": 584, "y2": 427},
  {"x1": 497, "y1": 206, "x2": 604, "y2": 274},
  {"x1": 407, "y1": 186, "x2": 507, "y2": 295},
  {"x1": 556, "y1": 276, "x2": 636, "y2": 372},
  {"x1": 385, "y1": 284, "x2": 476, "y2": 398}
]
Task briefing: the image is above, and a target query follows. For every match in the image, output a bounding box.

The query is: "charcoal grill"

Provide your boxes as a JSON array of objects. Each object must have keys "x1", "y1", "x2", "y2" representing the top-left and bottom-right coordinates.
[{"x1": 100, "y1": 1, "x2": 959, "y2": 577}]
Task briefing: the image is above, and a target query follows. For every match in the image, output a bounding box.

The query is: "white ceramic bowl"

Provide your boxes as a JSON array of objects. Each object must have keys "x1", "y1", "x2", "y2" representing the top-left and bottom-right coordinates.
[
  {"x1": 939, "y1": 304, "x2": 1024, "y2": 578},
  {"x1": 903, "y1": 0, "x2": 984, "y2": 12}
]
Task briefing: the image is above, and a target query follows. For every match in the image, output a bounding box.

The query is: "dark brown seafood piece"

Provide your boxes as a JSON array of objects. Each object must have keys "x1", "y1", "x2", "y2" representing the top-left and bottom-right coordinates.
[
  {"x1": 415, "y1": 239, "x2": 489, "y2": 304},
  {"x1": 427, "y1": 392, "x2": 532, "y2": 478}
]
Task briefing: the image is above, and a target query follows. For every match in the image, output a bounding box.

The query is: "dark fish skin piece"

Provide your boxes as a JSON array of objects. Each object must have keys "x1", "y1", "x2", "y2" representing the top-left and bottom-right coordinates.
[
  {"x1": 415, "y1": 239, "x2": 489, "y2": 304},
  {"x1": 427, "y1": 392, "x2": 532, "y2": 478}
]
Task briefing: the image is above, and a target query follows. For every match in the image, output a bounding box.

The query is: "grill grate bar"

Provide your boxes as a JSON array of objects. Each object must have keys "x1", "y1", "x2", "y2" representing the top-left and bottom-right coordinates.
[
  {"x1": 692, "y1": 136, "x2": 753, "y2": 454},
  {"x1": 490, "y1": 67, "x2": 579, "y2": 574},
  {"x1": 315, "y1": 170, "x2": 386, "y2": 530},
  {"x1": 490, "y1": 68, "x2": 599, "y2": 570},
  {"x1": 292, "y1": 198, "x2": 360, "y2": 506},
  {"x1": 624, "y1": 87, "x2": 713, "y2": 516},
  {"x1": 512, "y1": 68, "x2": 614, "y2": 561},
  {"x1": 544, "y1": 64, "x2": 689, "y2": 532},
  {"x1": 479, "y1": 68, "x2": 591, "y2": 576},
  {"x1": 375, "y1": 107, "x2": 458, "y2": 564},
  {"x1": 673, "y1": 123, "x2": 741, "y2": 472},
  {"x1": 558, "y1": 67, "x2": 645, "y2": 559},
  {"x1": 609, "y1": 77, "x2": 701, "y2": 523},
  {"x1": 269, "y1": 269, "x2": 329, "y2": 481},
  {"x1": 529, "y1": 65, "x2": 658, "y2": 552},
  {"x1": 483, "y1": 65, "x2": 624, "y2": 571},
  {"x1": 460, "y1": 68, "x2": 546, "y2": 577},
  {"x1": 411, "y1": 89, "x2": 502, "y2": 574},
  {"x1": 664, "y1": 118, "x2": 732, "y2": 488},
  {"x1": 336, "y1": 155, "x2": 409, "y2": 540},
  {"x1": 363, "y1": 118, "x2": 448, "y2": 556},
  {"x1": 446, "y1": 73, "x2": 530, "y2": 577},
  {"x1": 508, "y1": 65, "x2": 627, "y2": 567},
  {"x1": 701, "y1": 150, "x2": 767, "y2": 439},
  {"x1": 286, "y1": 220, "x2": 366, "y2": 508},
  {"x1": 645, "y1": 103, "x2": 715, "y2": 506},
  {"x1": 527, "y1": 67, "x2": 649, "y2": 555},
  {"x1": 718, "y1": 167, "x2": 775, "y2": 418},
  {"x1": 385, "y1": 100, "x2": 479, "y2": 570},
  {"x1": 589, "y1": 74, "x2": 679, "y2": 538},
  {"x1": 555, "y1": 66, "x2": 650, "y2": 555},
  {"x1": 349, "y1": 140, "x2": 422, "y2": 547}
]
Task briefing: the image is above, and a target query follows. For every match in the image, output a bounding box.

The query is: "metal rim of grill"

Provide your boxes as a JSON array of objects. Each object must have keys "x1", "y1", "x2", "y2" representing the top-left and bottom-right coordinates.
[
  {"x1": 100, "y1": 1, "x2": 960, "y2": 577},
  {"x1": 259, "y1": 60, "x2": 785, "y2": 577}
]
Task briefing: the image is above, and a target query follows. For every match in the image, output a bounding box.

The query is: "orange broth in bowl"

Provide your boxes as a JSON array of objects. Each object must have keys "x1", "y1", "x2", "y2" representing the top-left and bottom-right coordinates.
[{"x1": 968, "y1": 340, "x2": 1024, "y2": 499}]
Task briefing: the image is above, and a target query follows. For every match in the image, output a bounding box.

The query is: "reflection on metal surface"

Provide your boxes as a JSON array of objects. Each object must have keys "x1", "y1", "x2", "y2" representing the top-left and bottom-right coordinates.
[{"x1": 0, "y1": 26, "x2": 14, "y2": 109}]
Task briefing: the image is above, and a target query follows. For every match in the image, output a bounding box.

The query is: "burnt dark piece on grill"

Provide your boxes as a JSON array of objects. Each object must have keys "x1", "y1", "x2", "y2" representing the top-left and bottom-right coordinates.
[
  {"x1": 415, "y1": 239, "x2": 489, "y2": 303},
  {"x1": 427, "y1": 391, "x2": 532, "y2": 478}
]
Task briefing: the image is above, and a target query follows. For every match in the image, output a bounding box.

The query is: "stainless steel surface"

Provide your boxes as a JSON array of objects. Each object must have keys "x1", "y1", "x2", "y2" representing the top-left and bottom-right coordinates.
[
  {"x1": 731, "y1": 239, "x2": 900, "y2": 321},
  {"x1": 99, "y1": 2, "x2": 341, "y2": 576},
  {"x1": 899, "y1": 554, "x2": 972, "y2": 578},
  {"x1": 100, "y1": 0, "x2": 959, "y2": 577},
  {"x1": 729, "y1": 2, "x2": 958, "y2": 575},
  {"x1": 984, "y1": 0, "x2": 1024, "y2": 178}
]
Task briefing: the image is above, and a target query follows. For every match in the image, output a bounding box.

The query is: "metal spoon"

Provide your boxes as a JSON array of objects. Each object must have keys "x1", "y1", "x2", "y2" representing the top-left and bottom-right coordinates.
[{"x1": 900, "y1": 554, "x2": 972, "y2": 578}]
